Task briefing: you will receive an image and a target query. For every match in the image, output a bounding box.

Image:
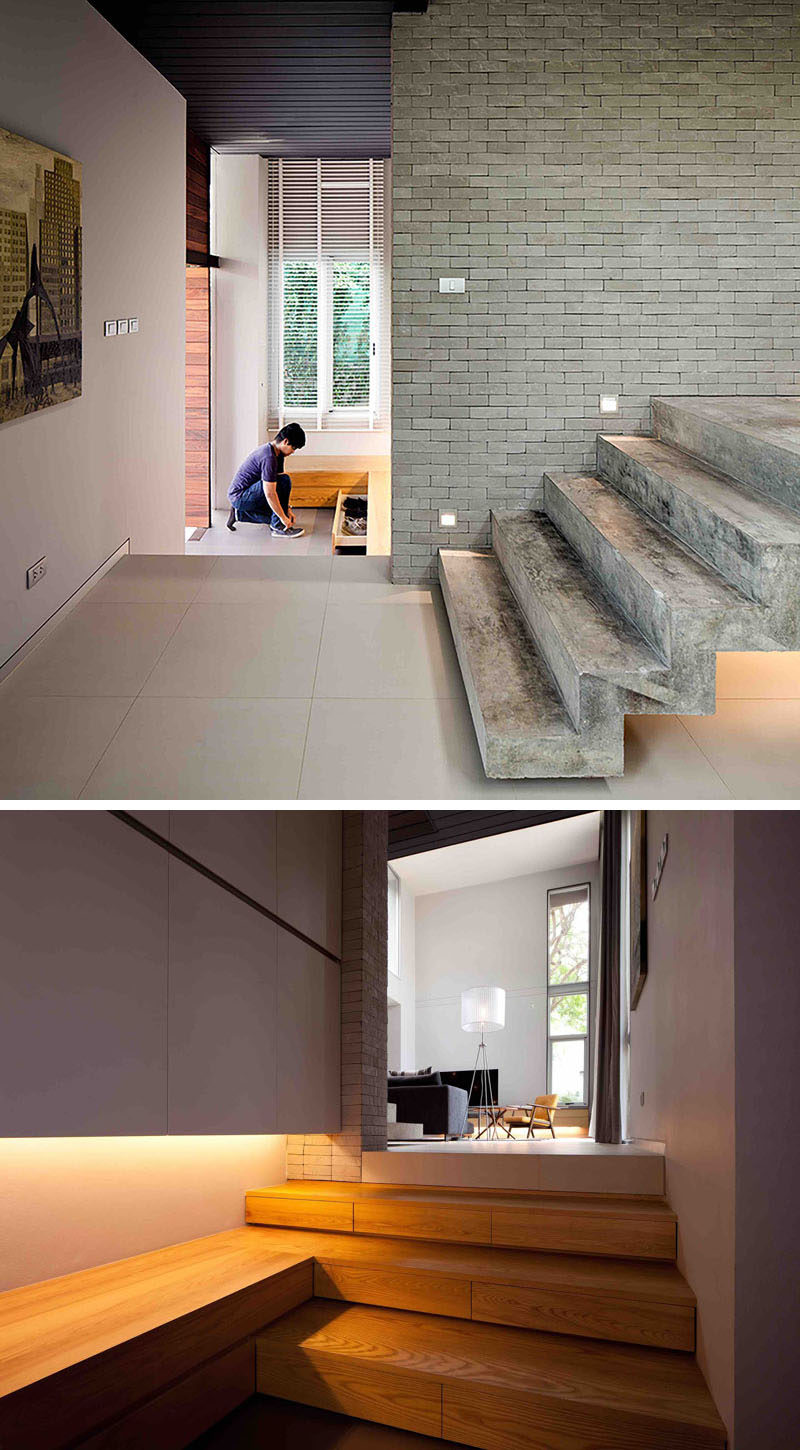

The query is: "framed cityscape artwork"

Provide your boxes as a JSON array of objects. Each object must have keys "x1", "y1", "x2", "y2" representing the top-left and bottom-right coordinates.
[{"x1": 0, "y1": 126, "x2": 82, "y2": 424}]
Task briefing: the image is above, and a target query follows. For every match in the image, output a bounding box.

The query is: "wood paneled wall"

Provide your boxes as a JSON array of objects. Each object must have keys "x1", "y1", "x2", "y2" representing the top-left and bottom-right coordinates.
[{"x1": 186, "y1": 130, "x2": 210, "y2": 527}]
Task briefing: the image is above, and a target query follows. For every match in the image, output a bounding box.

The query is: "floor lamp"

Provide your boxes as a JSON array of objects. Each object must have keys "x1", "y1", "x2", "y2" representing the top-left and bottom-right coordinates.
[{"x1": 460, "y1": 986, "x2": 506, "y2": 1140}]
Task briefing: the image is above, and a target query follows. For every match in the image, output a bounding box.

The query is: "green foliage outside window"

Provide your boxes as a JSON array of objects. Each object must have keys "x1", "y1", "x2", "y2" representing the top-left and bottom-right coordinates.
[
  {"x1": 332, "y1": 259, "x2": 370, "y2": 407},
  {"x1": 283, "y1": 260, "x2": 317, "y2": 407},
  {"x1": 548, "y1": 896, "x2": 590, "y2": 985}
]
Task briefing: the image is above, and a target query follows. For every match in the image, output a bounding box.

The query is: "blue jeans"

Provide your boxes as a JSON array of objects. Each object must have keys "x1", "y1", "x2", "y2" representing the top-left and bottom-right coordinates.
[{"x1": 233, "y1": 473, "x2": 291, "y2": 528}]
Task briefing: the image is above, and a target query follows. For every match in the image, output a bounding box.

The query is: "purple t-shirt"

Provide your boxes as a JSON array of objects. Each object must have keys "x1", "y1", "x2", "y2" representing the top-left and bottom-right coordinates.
[{"x1": 228, "y1": 443, "x2": 281, "y2": 504}]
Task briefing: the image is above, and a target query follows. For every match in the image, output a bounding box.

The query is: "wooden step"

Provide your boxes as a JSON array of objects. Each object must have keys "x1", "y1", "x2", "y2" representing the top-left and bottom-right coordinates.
[
  {"x1": 245, "y1": 1224, "x2": 695, "y2": 1352},
  {"x1": 255, "y1": 1301, "x2": 726, "y2": 1449},
  {"x1": 245, "y1": 1182, "x2": 678, "y2": 1261}
]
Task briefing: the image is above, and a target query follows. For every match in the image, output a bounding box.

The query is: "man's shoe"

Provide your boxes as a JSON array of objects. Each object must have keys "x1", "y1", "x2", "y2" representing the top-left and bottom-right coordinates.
[{"x1": 270, "y1": 523, "x2": 305, "y2": 539}]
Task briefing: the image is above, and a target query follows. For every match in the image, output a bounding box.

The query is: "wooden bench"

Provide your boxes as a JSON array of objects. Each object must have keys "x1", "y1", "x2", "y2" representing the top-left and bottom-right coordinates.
[{"x1": 0, "y1": 1229, "x2": 312, "y2": 1450}]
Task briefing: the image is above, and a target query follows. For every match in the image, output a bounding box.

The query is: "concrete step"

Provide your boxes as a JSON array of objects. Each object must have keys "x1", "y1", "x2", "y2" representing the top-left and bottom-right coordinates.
[
  {"x1": 387, "y1": 1103, "x2": 397, "y2": 1124},
  {"x1": 652, "y1": 395, "x2": 800, "y2": 515},
  {"x1": 598, "y1": 433, "x2": 800, "y2": 644},
  {"x1": 390, "y1": 1121, "x2": 425, "y2": 1140},
  {"x1": 491, "y1": 509, "x2": 674, "y2": 728},
  {"x1": 255, "y1": 1301, "x2": 726, "y2": 1448},
  {"x1": 544, "y1": 472, "x2": 759, "y2": 711},
  {"x1": 437, "y1": 549, "x2": 623, "y2": 778}
]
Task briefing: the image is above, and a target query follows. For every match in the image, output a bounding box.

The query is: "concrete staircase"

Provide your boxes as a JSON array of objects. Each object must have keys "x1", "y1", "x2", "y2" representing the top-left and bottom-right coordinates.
[
  {"x1": 440, "y1": 396, "x2": 800, "y2": 777},
  {"x1": 247, "y1": 1181, "x2": 727, "y2": 1448}
]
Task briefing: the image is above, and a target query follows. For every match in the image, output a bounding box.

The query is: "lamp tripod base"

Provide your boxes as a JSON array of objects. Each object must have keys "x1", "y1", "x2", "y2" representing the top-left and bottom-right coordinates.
[{"x1": 464, "y1": 1033, "x2": 499, "y2": 1140}]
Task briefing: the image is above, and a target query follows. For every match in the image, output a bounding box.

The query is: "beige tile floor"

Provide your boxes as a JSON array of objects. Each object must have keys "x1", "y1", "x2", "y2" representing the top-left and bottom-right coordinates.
[{"x1": 1, "y1": 551, "x2": 799, "y2": 800}]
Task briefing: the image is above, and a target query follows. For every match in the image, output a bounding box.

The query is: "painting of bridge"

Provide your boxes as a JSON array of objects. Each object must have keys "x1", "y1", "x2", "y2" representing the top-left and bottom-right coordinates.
[{"x1": 0, "y1": 127, "x2": 82, "y2": 425}]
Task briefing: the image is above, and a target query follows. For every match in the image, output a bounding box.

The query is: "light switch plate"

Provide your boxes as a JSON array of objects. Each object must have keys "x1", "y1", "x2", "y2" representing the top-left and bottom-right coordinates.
[
  {"x1": 104, "y1": 320, "x2": 117, "y2": 337},
  {"x1": 128, "y1": 317, "x2": 139, "y2": 332},
  {"x1": 439, "y1": 277, "x2": 466, "y2": 293},
  {"x1": 117, "y1": 318, "x2": 129, "y2": 335}
]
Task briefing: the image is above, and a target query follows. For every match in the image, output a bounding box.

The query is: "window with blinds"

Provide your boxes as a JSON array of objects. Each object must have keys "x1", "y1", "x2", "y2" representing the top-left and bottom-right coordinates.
[{"x1": 267, "y1": 158, "x2": 389, "y2": 430}]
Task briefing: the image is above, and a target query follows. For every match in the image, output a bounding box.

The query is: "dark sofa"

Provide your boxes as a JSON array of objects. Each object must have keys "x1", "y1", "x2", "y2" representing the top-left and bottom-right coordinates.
[{"x1": 388, "y1": 1071, "x2": 469, "y2": 1139}]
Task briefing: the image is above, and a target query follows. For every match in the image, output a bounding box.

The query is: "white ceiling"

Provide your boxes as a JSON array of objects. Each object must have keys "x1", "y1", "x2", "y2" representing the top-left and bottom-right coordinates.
[{"x1": 392, "y1": 813, "x2": 602, "y2": 897}]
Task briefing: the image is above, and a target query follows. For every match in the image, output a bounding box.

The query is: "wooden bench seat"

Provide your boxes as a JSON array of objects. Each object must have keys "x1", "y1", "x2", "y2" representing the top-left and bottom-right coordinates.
[{"x1": 0, "y1": 1229, "x2": 312, "y2": 1450}]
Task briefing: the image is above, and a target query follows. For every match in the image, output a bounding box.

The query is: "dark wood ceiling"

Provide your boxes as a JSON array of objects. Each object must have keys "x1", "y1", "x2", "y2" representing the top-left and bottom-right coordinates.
[
  {"x1": 93, "y1": 1, "x2": 426, "y2": 157},
  {"x1": 388, "y1": 812, "x2": 594, "y2": 859}
]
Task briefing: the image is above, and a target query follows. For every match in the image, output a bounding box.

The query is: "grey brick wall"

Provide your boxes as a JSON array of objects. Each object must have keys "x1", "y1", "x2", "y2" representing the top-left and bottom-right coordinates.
[
  {"x1": 391, "y1": 0, "x2": 800, "y2": 582},
  {"x1": 287, "y1": 811, "x2": 388, "y2": 1181}
]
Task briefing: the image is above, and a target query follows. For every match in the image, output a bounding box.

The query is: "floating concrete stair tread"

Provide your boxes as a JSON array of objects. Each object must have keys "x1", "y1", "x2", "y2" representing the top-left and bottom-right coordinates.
[
  {"x1": 244, "y1": 1223, "x2": 696, "y2": 1350},
  {"x1": 547, "y1": 472, "x2": 754, "y2": 616},
  {"x1": 652, "y1": 396, "x2": 800, "y2": 514},
  {"x1": 599, "y1": 435, "x2": 800, "y2": 550},
  {"x1": 655, "y1": 396, "x2": 800, "y2": 467},
  {"x1": 255, "y1": 1301, "x2": 726, "y2": 1447},
  {"x1": 491, "y1": 510, "x2": 673, "y2": 705},
  {"x1": 438, "y1": 548, "x2": 612, "y2": 777},
  {"x1": 246, "y1": 1182, "x2": 678, "y2": 1260}
]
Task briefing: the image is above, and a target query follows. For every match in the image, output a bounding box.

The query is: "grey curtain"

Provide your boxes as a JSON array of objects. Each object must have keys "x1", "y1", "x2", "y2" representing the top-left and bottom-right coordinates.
[{"x1": 593, "y1": 811, "x2": 622, "y2": 1143}]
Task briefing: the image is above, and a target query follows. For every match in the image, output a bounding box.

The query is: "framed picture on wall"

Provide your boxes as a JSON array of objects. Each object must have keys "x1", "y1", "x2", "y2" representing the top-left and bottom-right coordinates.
[
  {"x1": 630, "y1": 810, "x2": 648, "y2": 1009},
  {"x1": 0, "y1": 126, "x2": 82, "y2": 425}
]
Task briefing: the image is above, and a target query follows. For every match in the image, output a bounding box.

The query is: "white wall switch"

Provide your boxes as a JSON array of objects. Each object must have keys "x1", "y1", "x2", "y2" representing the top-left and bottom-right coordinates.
[
  {"x1": 128, "y1": 317, "x2": 139, "y2": 332},
  {"x1": 438, "y1": 277, "x2": 466, "y2": 293},
  {"x1": 104, "y1": 320, "x2": 117, "y2": 337},
  {"x1": 117, "y1": 318, "x2": 129, "y2": 335}
]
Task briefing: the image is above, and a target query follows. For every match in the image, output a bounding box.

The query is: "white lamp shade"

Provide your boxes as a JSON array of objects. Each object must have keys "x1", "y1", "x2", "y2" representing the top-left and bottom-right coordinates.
[{"x1": 461, "y1": 985, "x2": 506, "y2": 1033}]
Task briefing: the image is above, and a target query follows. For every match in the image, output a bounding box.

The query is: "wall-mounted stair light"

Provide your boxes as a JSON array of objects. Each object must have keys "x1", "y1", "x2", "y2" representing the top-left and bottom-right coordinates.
[
  {"x1": 439, "y1": 509, "x2": 458, "y2": 528},
  {"x1": 599, "y1": 394, "x2": 619, "y2": 414}
]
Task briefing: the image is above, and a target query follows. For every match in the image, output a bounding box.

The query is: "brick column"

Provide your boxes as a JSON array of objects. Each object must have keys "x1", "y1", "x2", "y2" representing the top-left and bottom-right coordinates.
[{"x1": 287, "y1": 811, "x2": 388, "y2": 1181}]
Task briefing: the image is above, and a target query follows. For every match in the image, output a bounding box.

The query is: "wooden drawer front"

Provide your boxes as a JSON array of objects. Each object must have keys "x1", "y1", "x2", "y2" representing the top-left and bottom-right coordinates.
[
  {"x1": 472, "y1": 1281, "x2": 695, "y2": 1353},
  {"x1": 491, "y1": 1208, "x2": 676, "y2": 1261},
  {"x1": 256, "y1": 1345, "x2": 441, "y2": 1438},
  {"x1": 314, "y1": 1262, "x2": 471, "y2": 1320},
  {"x1": 443, "y1": 1383, "x2": 725, "y2": 1450},
  {"x1": 245, "y1": 1195, "x2": 353, "y2": 1233},
  {"x1": 354, "y1": 1201, "x2": 490, "y2": 1246},
  {"x1": 0, "y1": 1263, "x2": 312, "y2": 1450},
  {"x1": 78, "y1": 1340, "x2": 254, "y2": 1450}
]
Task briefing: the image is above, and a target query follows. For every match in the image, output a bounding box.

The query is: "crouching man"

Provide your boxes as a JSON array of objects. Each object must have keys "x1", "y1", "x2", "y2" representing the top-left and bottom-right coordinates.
[{"x1": 226, "y1": 422, "x2": 306, "y2": 538}]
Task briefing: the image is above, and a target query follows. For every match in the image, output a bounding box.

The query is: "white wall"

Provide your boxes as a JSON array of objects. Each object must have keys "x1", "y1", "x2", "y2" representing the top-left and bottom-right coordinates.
[
  {"x1": 0, "y1": 0, "x2": 185, "y2": 671},
  {"x1": 211, "y1": 153, "x2": 267, "y2": 505},
  {"x1": 628, "y1": 811, "x2": 735, "y2": 1443},
  {"x1": 414, "y1": 862, "x2": 599, "y2": 1104}
]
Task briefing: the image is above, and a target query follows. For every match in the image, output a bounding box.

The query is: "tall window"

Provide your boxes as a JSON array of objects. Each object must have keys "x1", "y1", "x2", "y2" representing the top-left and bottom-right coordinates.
[
  {"x1": 547, "y1": 884, "x2": 591, "y2": 1106},
  {"x1": 268, "y1": 158, "x2": 388, "y2": 431},
  {"x1": 387, "y1": 866, "x2": 400, "y2": 980}
]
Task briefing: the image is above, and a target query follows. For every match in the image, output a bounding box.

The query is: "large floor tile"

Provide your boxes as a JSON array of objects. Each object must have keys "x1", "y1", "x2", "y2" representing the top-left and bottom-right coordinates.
[
  {"x1": 0, "y1": 696, "x2": 134, "y2": 798},
  {"x1": 314, "y1": 596, "x2": 462, "y2": 699},
  {"x1": 196, "y1": 555, "x2": 331, "y2": 604},
  {"x1": 2, "y1": 603, "x2": 187, "y2": 698},
  {"x1": 141, "y1": 603, "x2": 324, "y2": 699},
  {"x1": 88, "y1": 554, "x2": 215, "y2": 603},
  {"x1": 299, "y1": 695, "x2": 525, "y2": 799},
  {"x1": 680, "y1": 700, "x2": 800, "y2": 798},
  {"x1": 716, "y1": 651, "x2": 800, "y2": 699},
  {"x1": 605, "y1": 714, "x2": 731, "y2": 799},
  {"x1": 187, "y1": 509, "x2": 332, "y2": 558},
  {"x1": 81, "y1": 696, "x2": 311, "y2": 799},
  {"x1": 331, "y1": 553, "x2": 391, "y2": 583}
]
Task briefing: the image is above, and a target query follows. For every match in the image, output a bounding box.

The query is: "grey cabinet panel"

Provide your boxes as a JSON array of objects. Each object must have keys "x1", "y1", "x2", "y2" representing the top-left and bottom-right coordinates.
[
  {"x1": 276, "y1": 928, "x2": 340, "y2": 1134},
  {"x1": 168, "y1": 859, "x2": 277, "y2": 1134},
  {"x1": 169, "y1": 812, "x2": 277, "y2": 912},
  {"x1": 0, "y1": 812, "x2": 168, "y2": 1136},
  {"x1": 276, "y1": 812, "x2": 342, "y2": 956}
]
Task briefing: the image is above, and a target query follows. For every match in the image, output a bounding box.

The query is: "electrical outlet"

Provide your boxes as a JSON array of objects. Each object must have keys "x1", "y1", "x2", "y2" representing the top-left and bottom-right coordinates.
[
  {"x1": 117, "y1": 318, "x2": 129, "y2": 335},
  {"x1": 26, "y1": 556, "x2": 47, "y2": 589},
  {"x1": 128, "y1": 317, "x2": 139, "y2": 332},
  {"x1": 104, "y1": 320, "x2": 117, "y2": 337}
]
